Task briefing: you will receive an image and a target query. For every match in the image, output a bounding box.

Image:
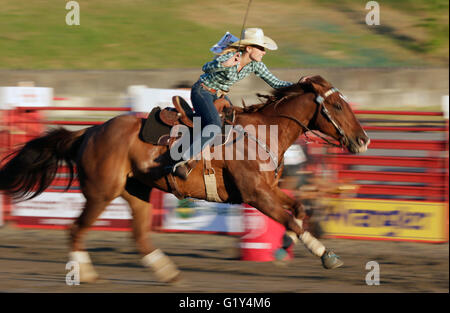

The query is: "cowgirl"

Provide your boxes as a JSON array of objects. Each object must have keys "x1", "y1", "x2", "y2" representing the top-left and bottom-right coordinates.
[{"x1": 173, "y1": 28, "x2": 293, "y2": 179}]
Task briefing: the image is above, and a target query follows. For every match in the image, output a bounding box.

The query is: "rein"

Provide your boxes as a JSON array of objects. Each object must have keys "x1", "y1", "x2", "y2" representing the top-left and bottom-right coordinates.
[
  {"x1": 232, "y1": 124, "x2": 281, "y2": 177},
  {"x1": 220, "y1": 85, "x2": 346, "y2": 177},
  {"x1": 273, "y1": 88, "x2": 346, "y2": 148}
]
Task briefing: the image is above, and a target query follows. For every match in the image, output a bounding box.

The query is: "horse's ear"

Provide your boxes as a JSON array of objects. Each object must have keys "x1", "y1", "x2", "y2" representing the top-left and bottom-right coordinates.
[
  {"x1": 298, "y1": 76, "x2": 309, "y2": 83},
  {"x1": 299, "y1": 75, "x2": 327, "y2": 94},
  {"x1": 298, "y1": 76, "x2": 314, "y2": 92}
]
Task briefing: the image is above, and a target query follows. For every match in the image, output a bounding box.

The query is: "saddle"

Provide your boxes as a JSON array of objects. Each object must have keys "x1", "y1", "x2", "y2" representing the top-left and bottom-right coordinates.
[
  {"x1": 139, "y1": 95, "x2": 236, "y2": 203},
  {"x1": 140, "y1": 96, "x2": 235, "y2": 146},
  {"x1": 158, "y1": 96, "x2": 195, "y2": 128}
]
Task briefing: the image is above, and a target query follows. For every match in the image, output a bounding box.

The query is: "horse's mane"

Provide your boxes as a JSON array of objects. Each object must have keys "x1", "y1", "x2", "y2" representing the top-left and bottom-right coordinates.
[{"x1": 237, "y1": 75, "x2": 327, "y2": 113}]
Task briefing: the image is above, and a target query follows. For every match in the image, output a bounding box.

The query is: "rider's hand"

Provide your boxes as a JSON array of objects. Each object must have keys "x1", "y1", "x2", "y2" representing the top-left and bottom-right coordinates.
[{"x1": 222, "y1": 52, "x2": 241, "y2": 67}]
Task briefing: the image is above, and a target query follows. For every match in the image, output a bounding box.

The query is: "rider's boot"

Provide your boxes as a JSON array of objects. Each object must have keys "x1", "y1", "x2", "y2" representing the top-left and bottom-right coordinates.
[{"x1": 171, "y1": 130, "x2": 220, "y2": 180}]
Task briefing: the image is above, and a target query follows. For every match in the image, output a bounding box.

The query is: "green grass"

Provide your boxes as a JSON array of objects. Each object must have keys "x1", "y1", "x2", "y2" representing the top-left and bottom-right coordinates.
[
  {"x1": 0, "y1": 0, "x2": 218, "y2": 69},
  {"x1": 0, "y1": 0, "x2": 447, "y2": 69},
  {"x1": 315, "y1": 0, "x2": 449, "y2": 58}
]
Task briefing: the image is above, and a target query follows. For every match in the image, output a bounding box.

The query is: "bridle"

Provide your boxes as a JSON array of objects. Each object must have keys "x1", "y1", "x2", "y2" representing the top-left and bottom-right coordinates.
[
  {"x1": 231, "y1": 85, "x2": 347, "y2": 177},
  {"x1": 274, "y1": 86, "x2": 347, "y2": 148}
]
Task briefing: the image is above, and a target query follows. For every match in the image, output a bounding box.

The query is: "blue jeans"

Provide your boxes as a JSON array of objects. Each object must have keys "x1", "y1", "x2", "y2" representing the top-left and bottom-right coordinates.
[{"x1": 182, "y1": 80, "x2": 231, "y2": 160}]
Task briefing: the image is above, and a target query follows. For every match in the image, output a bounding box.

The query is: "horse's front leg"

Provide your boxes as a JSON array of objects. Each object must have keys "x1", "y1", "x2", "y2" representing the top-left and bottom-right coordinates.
[
  {"x1": 272, "y1": 188, "x2": 323, "y2": 249},
  {"x1": 239, "y1": 180, "x2": 342, "y2": 269},
  {"x1": 271, "y1": 187, "x2": 342, "y2": 268},
  {"x1": 227, "y1": 159, "x2": 343, "y2": 269},
  {"x1": 244, "y1": 184, "x2": 304, "y2": 243},
  {"x1": 265, "y1": 188, "x2": 342, "y2": 269},
  {"x1": 273, "y1": 187, "x2": 306, "y2": 219},
  {"x1": 271, "y1": 188, "x2": 308, "y2": 251}
]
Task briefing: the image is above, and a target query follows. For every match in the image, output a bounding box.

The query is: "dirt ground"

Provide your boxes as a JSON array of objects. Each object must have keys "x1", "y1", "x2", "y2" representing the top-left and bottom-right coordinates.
[{"x1": 0, "y1": 224, "x2": 448, "y2": 293}]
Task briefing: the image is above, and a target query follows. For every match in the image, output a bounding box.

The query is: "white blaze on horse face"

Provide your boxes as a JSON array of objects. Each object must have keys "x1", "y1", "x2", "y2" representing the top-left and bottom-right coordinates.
[
  {"x1": 336, "y1": 91, "x2": 370, "y2": 154},
  {"x1": 357, "y1": 136, "x2": 370, "y2": 153},
  {"x1": 359, "y1": 128, "x2": 370, "y2": 152}
]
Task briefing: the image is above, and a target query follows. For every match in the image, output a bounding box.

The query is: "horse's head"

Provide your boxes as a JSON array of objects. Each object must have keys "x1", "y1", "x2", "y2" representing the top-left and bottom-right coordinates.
[{"x1": 299, "y1": 75, "x2": 370, "y2": 154}]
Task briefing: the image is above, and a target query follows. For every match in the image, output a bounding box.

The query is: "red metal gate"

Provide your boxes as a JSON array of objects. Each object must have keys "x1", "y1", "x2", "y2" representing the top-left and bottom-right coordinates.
[{"x1": 1, "y1": 107, "x2": 448, "y2": 241}]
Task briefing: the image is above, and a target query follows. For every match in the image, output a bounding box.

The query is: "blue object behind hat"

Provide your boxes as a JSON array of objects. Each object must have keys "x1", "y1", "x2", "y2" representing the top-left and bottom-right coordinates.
[{"x1": 210, "y1": 32, "x2": 239, "y2": 54}]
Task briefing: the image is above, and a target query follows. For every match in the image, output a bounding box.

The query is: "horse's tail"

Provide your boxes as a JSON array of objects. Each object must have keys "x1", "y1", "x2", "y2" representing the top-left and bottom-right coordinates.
[{"x1": 0, "y1": 127, "x2": 86, "y2": 201}]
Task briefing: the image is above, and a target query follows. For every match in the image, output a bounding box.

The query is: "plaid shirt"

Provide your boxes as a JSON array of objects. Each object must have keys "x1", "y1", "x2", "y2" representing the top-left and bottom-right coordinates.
[{"x1": 199, "y1": 51, "x2": 292, "y2": 92}]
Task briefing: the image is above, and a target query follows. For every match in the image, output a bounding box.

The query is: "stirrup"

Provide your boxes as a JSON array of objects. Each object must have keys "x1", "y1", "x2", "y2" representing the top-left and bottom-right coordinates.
[
  {"x1": 172, "y1": 159, "x2": 188, "y2": 172},
  {"x1": 172, "y1": 160, "x2": 194, "y2": 180}
]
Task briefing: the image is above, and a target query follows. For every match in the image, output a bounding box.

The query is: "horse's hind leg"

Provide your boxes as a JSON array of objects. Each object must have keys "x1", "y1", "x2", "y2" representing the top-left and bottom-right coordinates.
[
  {"x1": 121, "y1": 185, "x2": 180, "y2": 283},
  {"x1": 69, "y1": 197, "x2": 111, "y2": 282}
]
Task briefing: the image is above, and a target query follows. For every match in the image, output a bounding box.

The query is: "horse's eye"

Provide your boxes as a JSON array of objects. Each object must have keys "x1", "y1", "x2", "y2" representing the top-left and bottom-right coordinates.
[{"x1": 334, "y1": 103, "x2": 342, "y2": 110}]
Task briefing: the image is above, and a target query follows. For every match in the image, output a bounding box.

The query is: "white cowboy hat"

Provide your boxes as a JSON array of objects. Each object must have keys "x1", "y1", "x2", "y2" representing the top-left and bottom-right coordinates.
[{"x1": 230, "y1": 28, "x2": 278, "y2": 50}]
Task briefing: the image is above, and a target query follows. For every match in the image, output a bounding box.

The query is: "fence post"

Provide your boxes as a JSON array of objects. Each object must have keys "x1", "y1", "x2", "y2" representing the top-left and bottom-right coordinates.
[{"x1": 442, "y1": 95, "x2": 449, "y2": 240}]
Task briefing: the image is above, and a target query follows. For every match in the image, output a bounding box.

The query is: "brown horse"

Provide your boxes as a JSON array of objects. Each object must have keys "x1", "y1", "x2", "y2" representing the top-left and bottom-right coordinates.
[{"x1": 0, "y1": 76, "x2": 369, "y2": 283}]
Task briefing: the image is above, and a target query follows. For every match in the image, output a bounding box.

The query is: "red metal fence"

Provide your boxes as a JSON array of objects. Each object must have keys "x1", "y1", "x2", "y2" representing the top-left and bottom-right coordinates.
[
  {"x1": 1, "y1": 106, "x2": 448, "y2": 233},
  {"x1": 325, "y1": 110, "x2": 448, "y2": 203}
]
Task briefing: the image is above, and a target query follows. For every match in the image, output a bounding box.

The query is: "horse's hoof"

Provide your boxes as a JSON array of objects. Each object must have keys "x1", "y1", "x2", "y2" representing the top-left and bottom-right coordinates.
[
  {"x1": 274, "y1": 248, "x2": 288, "y2": 261},
  {"x1": 79, "y1": 274, "x2": 100, "y2": 283},
  {"x1": 79, "y1": 263, "x2": 100, "y2": 283},
  {"x1": 155, "y1": 267, "x2": 182, "y2": 284},
  {"x1": 272, "y1": 248, "x2": 291, "y2": 267},
  {"x1": 321, "y1": 250, "x2": 344, "y2": 269},
  {"x1": 81, "y1": 276, "x2": 109, "y2": 284},
  {"x1": 166, "y1": 272, "x2": 185, "y2": 286}
]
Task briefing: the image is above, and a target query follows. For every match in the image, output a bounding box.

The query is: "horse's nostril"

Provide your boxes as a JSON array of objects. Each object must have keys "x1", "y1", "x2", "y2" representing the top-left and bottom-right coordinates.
[{"x1": 358, "y1": 136, "x2": 369, "y2": 146}]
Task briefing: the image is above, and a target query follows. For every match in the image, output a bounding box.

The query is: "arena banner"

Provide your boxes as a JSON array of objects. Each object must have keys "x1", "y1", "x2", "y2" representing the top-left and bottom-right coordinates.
[
  {"x1": 0, "y1": 87, "x2": 53, "y2": 109},
  {"x1": 321, "y1": 198, "x2": 448, "y2": 243},
  {"x1": 128, "y1": 86, "x2": 191, "y2": 113},
  {"x1": 11, "y1": 192, "x2": 132, "y2": 230},
  {"x1": 162, "y1": 193, "x2": 244, "y2": 234}
]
